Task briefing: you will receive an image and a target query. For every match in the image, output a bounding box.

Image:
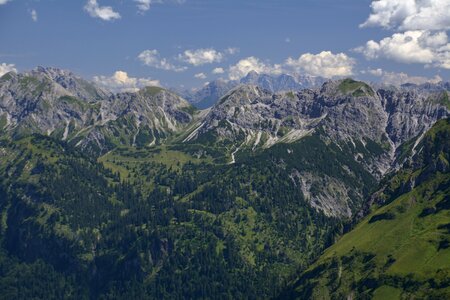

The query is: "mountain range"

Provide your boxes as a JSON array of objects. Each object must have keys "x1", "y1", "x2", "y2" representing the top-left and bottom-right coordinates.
[
  {"x1": 177, "y1": 71, "x2": 327, "y2": 109},
  {"x1": 0, "y1": 67, "x2": 449, "y2": 299}
]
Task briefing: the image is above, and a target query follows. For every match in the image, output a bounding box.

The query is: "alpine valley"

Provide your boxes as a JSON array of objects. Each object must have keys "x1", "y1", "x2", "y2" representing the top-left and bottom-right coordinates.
[{"x1": 0, "y1": 67, "x2": 449, "y2": 299}]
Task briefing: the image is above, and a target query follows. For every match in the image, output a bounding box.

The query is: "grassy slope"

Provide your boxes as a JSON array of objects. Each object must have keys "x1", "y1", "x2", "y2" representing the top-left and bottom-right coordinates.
[
  {"x1": 287, "y1": 175, "x2": 450, "y2": 299},
  {"x1": 284, "y1": 118, "x2": 450, "y2": 299},
  {"x1": 326, "y1": 175, "x2": 449, "y2": 278},
  {"x1": 338, "y1": 79, "x2": 375, "y2": 97}
]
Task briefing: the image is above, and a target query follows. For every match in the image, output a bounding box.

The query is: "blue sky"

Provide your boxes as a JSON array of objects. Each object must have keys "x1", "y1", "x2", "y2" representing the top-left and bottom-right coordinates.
[{"x1": 0, "y1": 0, "x2": 449, "y2": 91}]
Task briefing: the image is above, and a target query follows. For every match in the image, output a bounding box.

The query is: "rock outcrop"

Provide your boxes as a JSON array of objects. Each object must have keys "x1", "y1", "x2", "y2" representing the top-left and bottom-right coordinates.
[{"x1": 0, "y1": 67, "x2": 196, "y2": 155}]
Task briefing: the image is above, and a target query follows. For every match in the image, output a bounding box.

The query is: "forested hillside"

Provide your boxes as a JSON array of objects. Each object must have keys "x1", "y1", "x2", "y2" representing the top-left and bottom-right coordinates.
[
  {"x1": 281, "y1": 118, "x2": 450, "y2": 299},
  {"x1": 0, "y1": 133, "x2": 347, "y2": 298},
  {"x1": 0, "y1": 68, "x2": 449, "y2": 299}
]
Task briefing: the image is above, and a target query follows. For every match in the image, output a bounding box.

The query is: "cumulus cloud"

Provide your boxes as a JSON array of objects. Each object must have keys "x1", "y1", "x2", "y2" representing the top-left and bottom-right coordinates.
[
  {"x1": 93, "y1": 71, "x2": 160, "y2": 93},
  {"x1": 180, "y1": 48, "x2": 224, "y2": 66},
  {"x1": 30, "y1": 9, "x2": 38, "y2": 22},
  {"x1": 355, "y1": 30, "x2": 450, "y2": 68},
  {"x1": 225, "y1": 47, "x2": 239, "y2": 55},
  {"x1": 361, "y1": 0, "x2": 450, "y2": 31},
  {"x1": 228, "y1": 57, "x2": 283, "y2": 80},
  {"x1": 138, "y1": 49, "x2": 187, "y2": 72},
  {"x1": 0, "y1": 63, "x2": 17, "y2": 77},
  {"x1": 134, "y1": 0, "x2": 185, "y2": 13},
  {"x1": 84, "y1": 0, "x2": 121, "y2": 21},
  {"x1": 134, "y1": 0, "x2": 163, "y2": 13},
  {"x1": 212, "y1": 67, "x2": 224, "y2": 74},
  {"x1": 285, "y1": 51, "x2": 356, "y2": 77},
  {"x1": 227, "y1": 51, "x2": 356, "y2": 80},
  {"x1": 363, "y1": 67, "x2": 443, "y2": 85},
  {"x1": 135, "y1": 0, "x2": 152, "y2": 12},
  {"x1": 381, "y1": 71, "x2": 442, "y2": 86},
  {"x1": 194, "y1": 73, "x2": 207, "y2": 79},
  {"x1": 0, "y1": 0, "x2": 11, "y2": 5},
  {"x1": 366, "y1": 68, "x2": 384, "y2": 76},
  {"x1": 358, "y1": 1, "x2": 450, "y2": 70},
  {"x1": 178, "y1": 47, "x2": 238, "y2": 66}
]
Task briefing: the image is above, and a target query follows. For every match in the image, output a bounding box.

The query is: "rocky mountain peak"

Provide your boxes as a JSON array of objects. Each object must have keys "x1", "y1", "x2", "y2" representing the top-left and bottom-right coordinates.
[
  {"x1": 318, "y1": 78, "x2": 375, "y2": 99},
  {"x1": 241, "y1": 70, "x2": 260, "y2": 82},
  {"x1": 33, "y1": 66, "x2": 110, "y2": 102},
  {"x1": 0, "y1": 68, "x2": 199, "y2": 155},
  {"x1": 33, "y1": 66, "x2": 76, "y2": 78},
  {"x1": 240, "y1": 71, "x2": 327, "y2": 94},
  {"x1": 181, "y1": 72, "x2": 329, "y2": 110},
  {"x1": 219, "y1": 84, "x2": 268, "y2": 105}
]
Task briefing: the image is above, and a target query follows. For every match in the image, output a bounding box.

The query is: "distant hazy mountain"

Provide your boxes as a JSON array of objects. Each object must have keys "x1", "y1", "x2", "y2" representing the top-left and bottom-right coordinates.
[
  {"x1": 181, "y1": 71, "x2": 328, "y2": 109},
  {"x1": 240, "y1": 71, "x2": 327, "y2": 93},
  {"x1": 180, "y1": 79, "x2": 239, "y2": 109}
]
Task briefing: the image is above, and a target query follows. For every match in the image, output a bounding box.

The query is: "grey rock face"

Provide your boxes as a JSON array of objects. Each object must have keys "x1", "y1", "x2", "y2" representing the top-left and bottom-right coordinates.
[
  {"x1": 185, "y1": 79, "x2": 449, "y2": 217},
  {"x1": 0, "y1": 68, "x2": 100, "y2": 138},
  {"x1": 0, "y1": 68, "x2": 196, "y2": 154},
  {"x1": 32, "y1": 66, "x2": 111, "y2": 101},
  {"x1": 181, "y1": 79, "x2": 239, "y2": 109},
  {"x1": 1, "y1": 67, "x2": 448, "y2": 218},
  {"x1": 193, "y1": 79, "x2": 449, "y2": 161},
  {"x1": 240, "y1": 71, "x2": 327, "y2": 93},
  {"x1": 181, "y1": 71, "x2": 327, "y2": 109},
  {"x1": 379, "y1": 88, "x2": 449, "y2": 145}
]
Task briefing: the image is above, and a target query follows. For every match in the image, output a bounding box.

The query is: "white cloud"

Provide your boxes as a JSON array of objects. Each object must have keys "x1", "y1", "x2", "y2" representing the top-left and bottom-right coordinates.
[
  {"x1": 361, "y1": 0, "x2": 416, "y2": 29},
  {"x1": 228, "y1": 57, "x2": 283, "y2": 80},
  {"x1": 227, "y1": 51, "x2": 356, "y2": 80},
  {"x1": 225, "y1": 47, "x2": 239, "y2": 55},
  {"x1": 355, "y1": 30, "x2": 450, "y2": 68},
  {"x1": 93, "y1": 71, "x2": 160, "y2": 93},
  {"x1": 84, "y1": 0, "x2": 121, "y2": 21},
  {"x1": 0, "y1": 63, "x2": 17, "y2": 77},
  {"x1": 358, "y1": 1, "x2": 450, "y2": 69},
  {"x1": 194, "y1": 72, "x2": 207, "y2": 79},
  {"x1": 380, "y1": 71, "x2": 442, "y2": 86},
  {"x1": 367, "y1": 68, "x2": 383, "y2": 76},
  {"x1": 0, "y1": 0, "x2": 11, "y2": 5},
  {"x1": 363, "y1": 67, "x2": 443, "y2": 85},
  {"x1": 285, "y1": 51, "x2": 356, "y2": 77},
  {"x1": 212, "y1": 67, "x2": 224, "y2": 74},
  {"x1": 180, "y1": 48, "x2": 224, "y2": 66},
  {"x1": 138, "y1": 49, "x2": 187, "y2": 72},
  {"x1": 135, "y1": 0, "x2": 152, "y2": 12},
  {"x1": 134, "y1": 0, "x2": 185, "y2": 13},
  {"x1": 30, "y1": 9, "x2": 38, "y2": 22},
  {"x1": 361, "y1": 0, "x2": 450, "y2": 31},
  {"x1": 179, "y1": 47, "x2": 239, "y2": 66}
]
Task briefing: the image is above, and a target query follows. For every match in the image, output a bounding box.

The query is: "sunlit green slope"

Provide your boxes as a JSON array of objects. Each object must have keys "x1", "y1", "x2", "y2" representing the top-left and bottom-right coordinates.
[{"x1": 283, "y1": 118, "x2": 450, "y2": 300}]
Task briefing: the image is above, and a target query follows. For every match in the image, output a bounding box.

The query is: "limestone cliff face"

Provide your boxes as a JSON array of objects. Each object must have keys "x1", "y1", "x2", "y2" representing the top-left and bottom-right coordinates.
[
  {"x1": 0, "y1": 68, "x2": 196, "y2": 155},
  {"x1": 180, "y1": 71, "x2": 326, "y2": 109},
  {"x1": 0, "y1": 68, "x2": 104, "y2": 139},
  {"x1": 191, "y1": 79, "x2": 449, "y2": 172},
  {"x1": 1, "y1": 68, "x2": 448, "y2": 218},
  {"x1": 183, "y1": 79, "x2": 449, "y2": 218}
]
